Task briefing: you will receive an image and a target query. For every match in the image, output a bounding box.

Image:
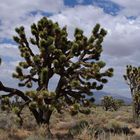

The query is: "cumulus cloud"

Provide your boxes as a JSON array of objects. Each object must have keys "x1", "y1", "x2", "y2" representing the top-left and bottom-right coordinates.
[
  {"x1": 0, "y1": 0, "x2": 64, "y2": 40},
  {"x1": 111, "y1": 0, "x2": 140, "y2": 16},
  {"x1": 51, "y1": 5, "x2": 140, "y2": 58},
  {"x1": 104, "y1": 19, "x2": 140, "y2": 57},
  {"x1": 0, "y1": 59, "x2": 19, "y2": 87},
  {"x1": 51, "y1": 5, "x2": 107, "y2": 39},
  {"x1": 0, "y1": 43, "x2": 19, "y2": 59}
]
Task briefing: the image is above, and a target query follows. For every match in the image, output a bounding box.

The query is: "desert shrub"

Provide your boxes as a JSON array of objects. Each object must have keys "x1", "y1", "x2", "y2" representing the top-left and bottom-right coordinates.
[{"x1": 68, "y1": 120, "x2": 89, "y2": 136}]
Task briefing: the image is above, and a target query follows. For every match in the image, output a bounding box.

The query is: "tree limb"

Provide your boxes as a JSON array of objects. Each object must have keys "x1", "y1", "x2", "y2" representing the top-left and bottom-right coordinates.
[{"x1": 0, "y1": 81, "x2": 29, "y2": 101}]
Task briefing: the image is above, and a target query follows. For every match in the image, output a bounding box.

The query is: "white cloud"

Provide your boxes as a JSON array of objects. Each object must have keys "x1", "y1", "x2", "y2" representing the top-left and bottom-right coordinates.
[
  {"x1": 0, "y1": 60, "x2": 19, "y2": 88},
  {"x1": 111, "y1": 0, "x2": 140, "y2": 16},
  {"x1": 104, "y1": 20, "x2": 140, "y2": 57},
  {"x1": 0, "y1": 43, "x2": 19, "y2": 59},
  {"x1": 51, "y1": 5, "x2": 106, "y2": 39},
  {"x1": 0, "y1": 0, "x2": 64, "y2": 19},
  {"x1": 51, "y1": 5, "x2": 140, "y2": 58},
  {"x1": 0, "y1": 0, "x2": 64, "y2": 40}
]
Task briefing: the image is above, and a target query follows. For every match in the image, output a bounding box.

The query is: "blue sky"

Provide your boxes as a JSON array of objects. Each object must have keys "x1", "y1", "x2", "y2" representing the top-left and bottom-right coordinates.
[
  {"x1": 64, "y1": 0, "x2": 122, "y2": 15},
  {"x1": 0, "y1": 0, "x2": 140, "y2": 98}
]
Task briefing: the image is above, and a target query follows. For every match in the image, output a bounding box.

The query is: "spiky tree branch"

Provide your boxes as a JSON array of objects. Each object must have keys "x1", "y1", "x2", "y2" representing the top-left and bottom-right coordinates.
[
  {"x1": 0, "y1": 17, "x2": 113, "y2": 130},
  {"x1": 124, "y1": 65, "x2": 140, "y2": 121}
]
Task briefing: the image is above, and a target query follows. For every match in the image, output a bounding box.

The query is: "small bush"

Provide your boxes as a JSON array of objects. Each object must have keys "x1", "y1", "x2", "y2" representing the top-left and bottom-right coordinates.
[{"x1": 68, "y1": 120, "x2": 89, "y2": 136}]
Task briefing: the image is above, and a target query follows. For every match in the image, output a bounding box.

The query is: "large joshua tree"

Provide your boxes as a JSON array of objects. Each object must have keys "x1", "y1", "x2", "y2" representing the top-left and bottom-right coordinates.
[
  {"x1": 124, "y1": 65, "x2": 140, "y2": 122},
  {"x1": 0, "y1": 17, "x2": 113, "y2": 129}
]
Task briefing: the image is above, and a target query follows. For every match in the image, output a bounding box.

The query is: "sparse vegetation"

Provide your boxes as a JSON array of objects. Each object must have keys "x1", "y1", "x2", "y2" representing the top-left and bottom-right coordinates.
[{"x1": 0, "y1": 106, "x2": 139, "y2": 140}]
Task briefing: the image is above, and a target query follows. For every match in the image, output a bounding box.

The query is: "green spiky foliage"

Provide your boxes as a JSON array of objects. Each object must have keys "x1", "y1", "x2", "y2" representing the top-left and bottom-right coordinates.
[
  {"x1": 0, "y1": 17, "x2": 113, "y2": 129},
  {"x1": 101, "y1": 96, "x2": 121, "y2": 111},
  {"x1": 124, "y1": 65, "x2": 140, "y2": 121}
]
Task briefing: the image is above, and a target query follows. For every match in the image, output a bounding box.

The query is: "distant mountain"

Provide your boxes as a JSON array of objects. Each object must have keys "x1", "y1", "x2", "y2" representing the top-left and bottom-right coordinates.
[{"x1": 93, "y1": 91, "x2": 132, "y2": 105}]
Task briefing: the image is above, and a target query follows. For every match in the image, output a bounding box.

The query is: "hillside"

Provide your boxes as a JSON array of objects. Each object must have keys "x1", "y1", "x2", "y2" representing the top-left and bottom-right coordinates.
[{"x1": 94, "y1": 91, "x2": 132, "y2": 104}]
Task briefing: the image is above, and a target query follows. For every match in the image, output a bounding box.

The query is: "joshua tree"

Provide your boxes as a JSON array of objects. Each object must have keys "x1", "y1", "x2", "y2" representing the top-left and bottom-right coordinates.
[
  {"x1": 0, "y1": 17, "x2": 113, "y2": 132},
  {"x1": 101, "y1": 96, "x2": 121, "y2": 111},
  {"x1": 101, "y1": 96, "x2": 112, "y2": 111},
  {"x1": 124, "y1": 65, "x2": 140, "y2": 121},
  {"x1": 133, "y1": 92, "x2": 140, "y2": 119}
]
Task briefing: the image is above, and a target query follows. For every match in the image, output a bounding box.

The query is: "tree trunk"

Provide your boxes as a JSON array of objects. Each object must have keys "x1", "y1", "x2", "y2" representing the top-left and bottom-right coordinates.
[
  {"x1": 131, "y1": 91, "x2": 139, "y2": 123},
  {"x1": 30, "y1": 107, "x2": 53, "y2": 137},
  {"x1": 44, "y1": 109, "x2": 52, "y2": 123},
  {"x1": 43, "y1": 109, "x2": 53, "y2": 138},
  {"x1": 29, "y1": 108, "x2": 43, "y2": 124},
  {"x1": 132, "y1": 101, "x2": 139, "y2": 123}
]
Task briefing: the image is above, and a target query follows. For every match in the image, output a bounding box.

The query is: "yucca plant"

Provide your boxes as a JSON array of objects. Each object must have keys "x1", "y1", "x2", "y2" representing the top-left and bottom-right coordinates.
[
  {"x1": 124, "y1": 65, "x2": 140, "y2": 122},
  {"x1": 0, "y1": 17, "x2": 113, "y2": 134},
  {"x1": 101, "y1": 96, "x2": 121, "y2": 111}
]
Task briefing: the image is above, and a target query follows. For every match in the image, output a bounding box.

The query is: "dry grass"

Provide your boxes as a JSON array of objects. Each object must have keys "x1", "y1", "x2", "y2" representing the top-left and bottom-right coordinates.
[{"x1": 0, "y1": 106, "x2": 140, "y2": 140}]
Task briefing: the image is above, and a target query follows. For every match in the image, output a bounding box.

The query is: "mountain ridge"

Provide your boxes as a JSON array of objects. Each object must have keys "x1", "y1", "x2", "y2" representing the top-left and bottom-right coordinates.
[{"x1": 93, "y1": 91, "x2": 132, "y2": 104}]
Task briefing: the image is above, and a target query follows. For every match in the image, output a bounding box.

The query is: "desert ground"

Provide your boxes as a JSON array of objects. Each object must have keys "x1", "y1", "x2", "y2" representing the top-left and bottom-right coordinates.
[{"x1": 0, "y1": 106, "x2": 140, "y2": 140}]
